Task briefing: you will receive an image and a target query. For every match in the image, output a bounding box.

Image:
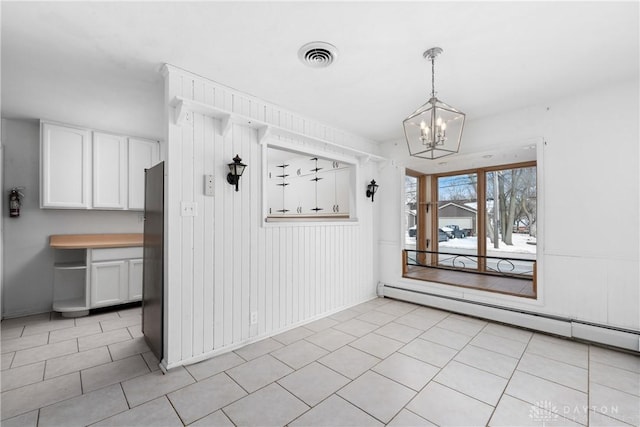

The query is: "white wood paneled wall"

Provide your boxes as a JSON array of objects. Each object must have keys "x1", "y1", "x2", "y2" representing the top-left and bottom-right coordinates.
[{"x1": 162, "y1": 65, "x2": 380, "y2": 368}]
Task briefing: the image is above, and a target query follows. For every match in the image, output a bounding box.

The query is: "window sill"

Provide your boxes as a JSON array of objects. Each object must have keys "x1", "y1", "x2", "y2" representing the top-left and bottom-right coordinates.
[
  {"x1": 402, "y1": 265, "x2": 536, "y2": 299},
  {"x1": 263, "y1": 216, "x2": 359, "y2": 227}
]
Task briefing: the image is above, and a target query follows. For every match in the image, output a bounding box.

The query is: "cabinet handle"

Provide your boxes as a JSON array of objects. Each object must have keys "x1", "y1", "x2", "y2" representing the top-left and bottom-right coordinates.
[{"x1": 336, "y1": 204, "x2": 339, "y2": 212}]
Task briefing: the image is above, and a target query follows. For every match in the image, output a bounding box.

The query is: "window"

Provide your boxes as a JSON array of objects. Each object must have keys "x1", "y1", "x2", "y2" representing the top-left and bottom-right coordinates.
[
  {"x1": 436, "y1": 172, "x2": 478, "y2": 262},
  {"x1": 484, "y1": 166, "x2": 537, "y2": 274},
  {"x1": 403, "y1": 161, "x2": 537, "y2": 298},
  {"x1": 405, "y1": 174, "x2": 418, "y2": 250}
]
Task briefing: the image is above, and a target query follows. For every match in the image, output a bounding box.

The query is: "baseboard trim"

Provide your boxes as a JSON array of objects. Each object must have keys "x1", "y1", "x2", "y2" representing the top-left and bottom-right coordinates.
[{"x1": 380, "y1": 283, "x2": 640, "y2": 352}]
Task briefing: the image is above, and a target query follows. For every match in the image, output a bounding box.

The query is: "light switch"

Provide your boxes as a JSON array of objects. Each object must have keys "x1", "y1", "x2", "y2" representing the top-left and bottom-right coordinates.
[
  {"x1": 181, "y1": 202, "x2": 198, "y2": 217},
  {"x1": 204, "y1": 175, "x2": 214, "y2": 196}
]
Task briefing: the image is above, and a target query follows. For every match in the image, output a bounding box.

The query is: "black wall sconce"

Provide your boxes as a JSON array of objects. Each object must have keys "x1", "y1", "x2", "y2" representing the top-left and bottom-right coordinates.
[
  {"x1": 366, "y1": 180, "x2": 379, "y2": 202},
  {"x1": 226, "y1": 155, "x2": 247, "y2": 192}
]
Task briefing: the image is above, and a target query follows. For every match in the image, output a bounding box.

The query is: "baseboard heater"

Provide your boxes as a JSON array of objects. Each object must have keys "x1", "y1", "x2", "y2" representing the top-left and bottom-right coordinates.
[{"x1": 379, "y1": 283, "x2": 640, "y2": 352}]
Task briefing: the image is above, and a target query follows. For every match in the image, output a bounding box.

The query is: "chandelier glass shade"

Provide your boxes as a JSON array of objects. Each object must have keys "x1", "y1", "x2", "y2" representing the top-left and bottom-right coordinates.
[{"x1": 403, "y1": 47, "x2": 465, "y2": 160}]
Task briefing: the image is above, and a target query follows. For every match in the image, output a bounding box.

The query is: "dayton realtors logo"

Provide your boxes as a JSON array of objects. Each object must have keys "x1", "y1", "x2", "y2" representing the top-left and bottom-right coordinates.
[
  {"x1": 530, "y1": 401, "x2": 621, "y2": 425},
  {"x1": 529, "y1": 400, "x2": 560, "y2": 424}
]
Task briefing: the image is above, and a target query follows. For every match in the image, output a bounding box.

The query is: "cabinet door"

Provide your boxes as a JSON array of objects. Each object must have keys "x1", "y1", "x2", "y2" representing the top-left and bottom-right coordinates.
[
  {"x1": 267, "y1": 179, "x2": 285, "y2": 215},
  {"x1": 93, "y1": 132, "x2": 127, "y2": 209},
  {"x1": 128, "y1": 138, "x2": 160, "y2": 210},
  {"x1": 334, "y1": 168, "x2": 350, "y2": 214},
  {"x1": 128, "y1": 259, "x2": 143, "y2": 301},
  {"x1": 41, "y1": 122, "x2": 91, "y2": 208},
  {"x1": 90, "y1": 260, "x2": 127, "y2": 308},
  {"x1": 286, "y1": 177, "x2": 304, "y2": 214},
  {"x1": 298, "y1": 176, "x2": 317, "y2": 215},
  {"x1": 315, "y1": 171, "x2": 335, "y2": 214}
]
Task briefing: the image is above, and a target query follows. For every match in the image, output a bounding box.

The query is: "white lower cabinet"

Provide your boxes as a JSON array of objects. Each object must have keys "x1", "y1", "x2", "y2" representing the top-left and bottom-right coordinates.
[
  {"x1": 91, "y1": 260, "x2": 128, "y2": 308},
  {"x1": 128, "y1": 259, "x2": 144, "y2": 300},
  {"x1": 53, "y1": 246, "x2": 143, "y2": 316}
]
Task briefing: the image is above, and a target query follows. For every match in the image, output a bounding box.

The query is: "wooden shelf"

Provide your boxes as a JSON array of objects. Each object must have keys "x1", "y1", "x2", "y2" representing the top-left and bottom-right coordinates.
[
  {"x1": 50, "y1": 233, "x2": 143, "y2": 249},
  {"x1": 170, "y1": 96, "x2": 386, "y2": 163}
]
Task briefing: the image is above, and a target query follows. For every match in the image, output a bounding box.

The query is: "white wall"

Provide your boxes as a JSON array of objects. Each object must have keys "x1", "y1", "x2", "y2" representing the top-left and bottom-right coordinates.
[
  {"x1": 378, "y1": 77, "x2": 639, "y2": 332},
  {"x1": 1, "y1": 119, "x2": 143, "y2": 317},
  {"x1": 162, "y1": 66, "x2": 381, "y2": 368}
]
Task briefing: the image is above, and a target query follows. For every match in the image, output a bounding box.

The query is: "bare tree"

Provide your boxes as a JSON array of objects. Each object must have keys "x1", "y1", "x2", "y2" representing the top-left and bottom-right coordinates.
[{"x1": 488, "y1": 167, "x2": 536, "y2": 245}]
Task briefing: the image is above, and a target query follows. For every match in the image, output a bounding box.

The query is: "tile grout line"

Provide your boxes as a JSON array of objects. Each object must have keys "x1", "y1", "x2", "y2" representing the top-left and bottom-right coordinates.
[
  {"x1": 279, "y1": 307, "x2": 410, "y2": 425},
  {"x1": 485, "y1": 324, "x2": 535, "y2": 424},
  {"x1": 503, "y1": 332, "x2": 590, "y2": 426},
  {"x1": 317, "y1": 313, "x2": 463, "y2": 425},
  {"x1": 394, "y1": 316, "x2": 493, "y2": 425},
  {"x1": 4, "y1": 303, "x2": 638, "y2": 426},
  {"x1": 587, "y1": 343, "x2": 591, "y2": 426}
]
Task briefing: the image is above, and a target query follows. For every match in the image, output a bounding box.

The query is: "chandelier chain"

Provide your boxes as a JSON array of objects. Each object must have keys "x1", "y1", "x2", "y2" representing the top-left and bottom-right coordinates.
[{"x1": 431, "y1": 55, "x2": 436, "y2": 98}]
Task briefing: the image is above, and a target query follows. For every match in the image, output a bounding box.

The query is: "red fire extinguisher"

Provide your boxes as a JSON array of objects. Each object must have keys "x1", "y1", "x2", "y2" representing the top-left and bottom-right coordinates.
[{"x1": 9, "y1": 188, "x2": 24, "y2": 218}]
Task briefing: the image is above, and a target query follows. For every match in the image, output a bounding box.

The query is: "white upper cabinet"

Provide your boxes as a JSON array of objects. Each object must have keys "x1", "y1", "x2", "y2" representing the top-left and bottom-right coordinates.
[
  {"x1": 334, "y1": 168, "x2": 350, "y2": 214},
  {"x1": 265, "y1": 147, "x2": 353, "y2": 219},
  {"x1": 41, "y1": 121, "x2": 159, "y2": 210},
  {"x1": 41, "y1": 122, "x2": 91, "y2": 208},
  {"x1": 128, "y1": 137, "x2": 160, "y2": 210},
  {"x1": 93, "y1": 132, "x2": 127, "y2": 209}
]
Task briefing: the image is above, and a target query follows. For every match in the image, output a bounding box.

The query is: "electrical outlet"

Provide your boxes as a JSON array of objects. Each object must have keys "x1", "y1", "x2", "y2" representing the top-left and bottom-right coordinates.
[
  {"x1": 250, "y1": 312, "x2": 258, "y2": 325},
  {"x1": 204, "y1": 174, "x2": 214, "y2": 196},
  {"x1": 181, "y1": 202, "x2": 198, "y2": 217}
]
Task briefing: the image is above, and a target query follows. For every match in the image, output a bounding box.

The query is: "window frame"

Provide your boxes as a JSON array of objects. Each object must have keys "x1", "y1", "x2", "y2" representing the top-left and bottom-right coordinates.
[
  {"x1": 432, "y1": 160, "x2": 536, "y2": 269},
  {"x1": 402, "y1": 160, "x2": 538, "y2": 298}
]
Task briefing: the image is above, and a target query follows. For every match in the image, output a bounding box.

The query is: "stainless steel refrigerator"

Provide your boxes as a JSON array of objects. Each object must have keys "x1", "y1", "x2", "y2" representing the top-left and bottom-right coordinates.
[{"x1": 142, "y1": 162, "x2": 164, "y2": 362}]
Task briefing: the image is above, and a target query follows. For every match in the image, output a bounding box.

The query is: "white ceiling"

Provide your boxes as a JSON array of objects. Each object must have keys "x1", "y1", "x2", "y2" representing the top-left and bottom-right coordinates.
[{"x1": 2, "y1": 2, "x2": 638, "y2": 143}]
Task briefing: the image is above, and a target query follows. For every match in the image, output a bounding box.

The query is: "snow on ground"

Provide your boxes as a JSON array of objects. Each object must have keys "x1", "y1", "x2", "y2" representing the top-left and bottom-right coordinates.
[
  {"x1": 442, "y1": 234, "x2": 536, "y2": 255},
  {"x1": 405, "y1": 233, "x2": 536, "y2": 258}
]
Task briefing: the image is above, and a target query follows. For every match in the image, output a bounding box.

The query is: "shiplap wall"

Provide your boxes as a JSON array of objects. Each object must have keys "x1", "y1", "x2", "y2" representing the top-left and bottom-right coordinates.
[{"x1": 162, "y1": 65, "x2": 380, "y2": 368}]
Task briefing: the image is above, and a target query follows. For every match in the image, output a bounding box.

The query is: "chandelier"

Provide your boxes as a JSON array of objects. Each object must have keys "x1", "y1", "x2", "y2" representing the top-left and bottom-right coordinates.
[{"x1": 403, "y1": 47, "x2": 465, "y2": 160}]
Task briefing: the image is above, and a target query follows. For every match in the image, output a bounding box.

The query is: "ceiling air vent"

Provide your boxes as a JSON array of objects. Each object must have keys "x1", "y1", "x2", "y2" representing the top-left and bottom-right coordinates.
[{"x1": 298, "y1": 42, "x2": 338, "y2": 68}]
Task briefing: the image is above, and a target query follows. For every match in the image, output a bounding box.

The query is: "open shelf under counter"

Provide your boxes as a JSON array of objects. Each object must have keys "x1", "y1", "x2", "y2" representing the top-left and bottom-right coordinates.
[
  {"x1": 52, "y1": 297, "x2": 90, "y2": 317},
  {"x1": 50, "y1": 233, "x2": 144, "y2": 317},
  {"x1": 53, "y1": 261, "x2": 87, "y2": 270}
]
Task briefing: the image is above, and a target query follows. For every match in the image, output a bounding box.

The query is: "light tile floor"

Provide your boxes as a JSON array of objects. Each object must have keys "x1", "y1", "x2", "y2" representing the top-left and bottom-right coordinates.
[{"x1": 2, "y1": 299, "x2": 639, "y2": 426}]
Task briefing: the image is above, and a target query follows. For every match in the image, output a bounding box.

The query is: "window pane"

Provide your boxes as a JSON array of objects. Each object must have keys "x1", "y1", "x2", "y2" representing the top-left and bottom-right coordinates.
[
  {"x1": 485, "y1": 166, "x2": 537, "y2": 276},
  {"x1": 405, "y1": 175, "x2": 418, "y2": 250},
  {"x1": 437, "y1": 173, "x2": 478, "y2": 269}
]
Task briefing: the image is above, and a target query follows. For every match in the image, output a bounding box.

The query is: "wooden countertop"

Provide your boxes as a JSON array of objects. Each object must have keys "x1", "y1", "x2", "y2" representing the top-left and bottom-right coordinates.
[{"x1": 50, "y1": 233, "x2": 144, "y2": 249}]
